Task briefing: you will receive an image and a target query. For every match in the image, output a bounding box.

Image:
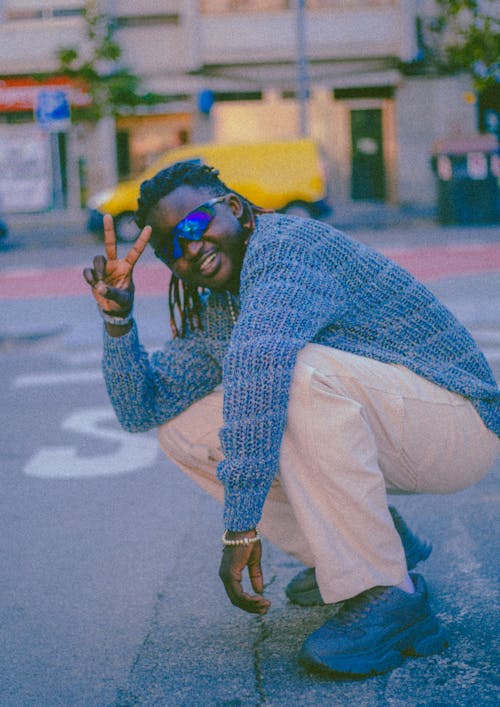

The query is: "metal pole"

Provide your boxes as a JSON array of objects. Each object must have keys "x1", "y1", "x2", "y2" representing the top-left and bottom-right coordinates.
[
  {"x1": 50, "y1": 132, "x2": 65, "y2": 209},
  {"x1": 296, "y1": 0, "x2": 309, "y2": 136}
]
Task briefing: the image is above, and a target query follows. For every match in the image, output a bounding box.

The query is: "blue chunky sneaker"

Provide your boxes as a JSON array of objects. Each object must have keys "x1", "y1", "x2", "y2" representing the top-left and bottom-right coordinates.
[
  {"x1": 299, "y1": 573, "x2": 448, "y2": 679},
  {"x1": 286, "y1": 506, "x2": 432, "y2": 606}
]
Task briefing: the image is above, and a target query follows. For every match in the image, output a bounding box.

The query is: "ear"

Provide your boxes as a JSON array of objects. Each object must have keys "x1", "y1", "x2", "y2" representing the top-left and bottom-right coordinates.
[{"x1": 226, "y1": 193, "x2": 244, "y2": 218}]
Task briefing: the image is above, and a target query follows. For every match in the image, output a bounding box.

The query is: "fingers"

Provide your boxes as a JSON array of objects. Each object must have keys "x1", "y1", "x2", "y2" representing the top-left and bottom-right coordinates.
[
  {"x1": 226, "y1": 585, "x2": 269, "y2": 615},
  {"x1": 83, "y1": 267, "x2": 95, "y2": 287},
  {"x1": 219, "y1": 544, "x2": 271, "y2": 615},
  {"x1": 82, "y1": 263, "x2": 105, "y2": 293},
  {"x1": 82, "y1": 221, "x2": 150, "y2": 311},
  {"x1": 92, "y1": 254, "x2": 106, "y2": 280},
  {"x1": 83, "y1": 265, "x2": 108, "y2": 310},
  {"x1": 103, "y1": 214, "x2": 117, "y2": 261},
  {"x1": 124, "y1": 225, "x2": 152, "y2": 268},
  {"x1": 247, "y1": 543, "x2": 265, "y2": 595},
  {"x1": 82, "y1": 256, "x2": 107, "y2": 294},
  {"x1": 223, "y1": 576, "x2": 270, "y2": 615},
  {"x1": 103, "y1": 215, "x2": 151, "y2": 268},
  {"x1": 100, "y1": 284, "x2": 134, "y2": 311},
  {"x1": 82, "y1": 261, "x2": 134, "y2": 313}
]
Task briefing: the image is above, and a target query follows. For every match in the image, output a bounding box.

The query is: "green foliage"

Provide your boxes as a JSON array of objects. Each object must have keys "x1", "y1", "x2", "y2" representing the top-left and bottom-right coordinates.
[
  {"x1": 426, "y1": 0, "x2": 500, "y2": 90},
  {"x1": 55, "y1": 0, "x2": 165, "y2": 122}
]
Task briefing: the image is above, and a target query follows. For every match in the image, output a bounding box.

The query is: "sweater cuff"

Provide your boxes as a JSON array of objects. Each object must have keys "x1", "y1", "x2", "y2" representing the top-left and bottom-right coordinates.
[
  {"x1": 222, "y1": 482, "x2": 270, "y2": 532},
  {"x1": 103, "y1": 320, "x2": 139, "y2": 359}
]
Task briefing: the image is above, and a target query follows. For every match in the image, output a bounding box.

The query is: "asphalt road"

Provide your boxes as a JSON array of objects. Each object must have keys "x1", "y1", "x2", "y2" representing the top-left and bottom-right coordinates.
[{"x1": 0, "y1": 213, "x2": 499, "y2": 706}]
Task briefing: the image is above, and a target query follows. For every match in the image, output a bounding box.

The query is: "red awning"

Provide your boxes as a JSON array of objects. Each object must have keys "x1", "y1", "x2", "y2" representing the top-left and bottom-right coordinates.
[{"x1": 0, "y1": 76, "x2": 90, "y2": 112}]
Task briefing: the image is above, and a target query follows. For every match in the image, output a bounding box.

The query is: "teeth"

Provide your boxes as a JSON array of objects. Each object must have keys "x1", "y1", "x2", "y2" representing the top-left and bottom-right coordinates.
[{"x1": 200, "y1": 253, "x2": 216, "y2": 273}]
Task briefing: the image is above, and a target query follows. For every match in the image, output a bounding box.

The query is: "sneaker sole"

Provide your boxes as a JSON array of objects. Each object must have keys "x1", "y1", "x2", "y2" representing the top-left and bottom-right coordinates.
[{"x1": 299, "y1": 614, "x2": 448, "y2": 678}]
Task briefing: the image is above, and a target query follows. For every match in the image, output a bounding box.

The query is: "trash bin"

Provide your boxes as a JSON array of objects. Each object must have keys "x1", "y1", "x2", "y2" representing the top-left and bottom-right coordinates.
[{"x1": 432, "y1": 134, "x2": 500, "y2": 225}]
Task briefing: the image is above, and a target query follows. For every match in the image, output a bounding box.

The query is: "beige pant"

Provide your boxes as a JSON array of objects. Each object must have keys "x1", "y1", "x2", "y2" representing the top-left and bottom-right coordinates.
[{"x1": 157, "y1": 344, "x2": 499, "y2": 603}]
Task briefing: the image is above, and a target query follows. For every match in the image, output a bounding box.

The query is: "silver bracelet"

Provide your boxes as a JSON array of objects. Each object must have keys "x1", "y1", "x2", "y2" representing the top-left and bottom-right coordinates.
[
  {"x1": 98, "y1": 307, "x2": 134, "y2": 326},
  {"x1": 222, "y1": 529, "x2": 261, "y2": 547}
]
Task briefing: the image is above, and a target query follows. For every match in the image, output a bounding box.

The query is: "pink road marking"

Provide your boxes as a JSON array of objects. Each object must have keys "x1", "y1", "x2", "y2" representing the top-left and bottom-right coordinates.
[
  {"x1": 383, "y1": 244, "x2": 500, "y2": 282},
  {"x1": 0, "y1": 263, "x2": 169, "y2": 299},
  {"x1": 0, "y1": 243, "x2": 499, "y2": 300}
]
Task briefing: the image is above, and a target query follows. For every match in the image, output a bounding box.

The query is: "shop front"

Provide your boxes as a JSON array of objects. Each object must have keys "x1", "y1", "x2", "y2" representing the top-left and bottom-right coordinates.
[{"x1": 0, "y1": 77, "x2": 88, "y2": 213}]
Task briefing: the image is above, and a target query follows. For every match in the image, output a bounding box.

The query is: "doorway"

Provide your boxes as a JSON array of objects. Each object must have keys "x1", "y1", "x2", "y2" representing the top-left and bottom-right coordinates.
[{"x1": 350, "y1": 108, "x2": 386, "y2": 201}]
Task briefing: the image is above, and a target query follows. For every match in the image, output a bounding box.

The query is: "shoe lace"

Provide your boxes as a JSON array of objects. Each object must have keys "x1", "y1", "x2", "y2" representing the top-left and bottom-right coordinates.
[{"x1": 335, "y1": 587, "x2": 389, "y2": 627}]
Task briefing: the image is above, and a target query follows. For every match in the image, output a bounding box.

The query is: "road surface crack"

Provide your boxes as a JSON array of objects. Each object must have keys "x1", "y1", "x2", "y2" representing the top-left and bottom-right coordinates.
[{"x1": 251, "y1": 574, "x2": 276, "y2": 705}]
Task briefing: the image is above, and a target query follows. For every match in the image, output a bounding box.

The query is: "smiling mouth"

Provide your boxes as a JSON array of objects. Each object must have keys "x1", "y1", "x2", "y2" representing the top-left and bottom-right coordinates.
[{"x1": 198, "y1": 252, "x2": 218, "y2": 275}]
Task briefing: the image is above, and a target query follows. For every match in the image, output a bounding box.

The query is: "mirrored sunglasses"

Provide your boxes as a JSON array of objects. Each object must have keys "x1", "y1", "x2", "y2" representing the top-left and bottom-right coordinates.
[{"x1": 154, "y1": 195, "x2": 226, "y2": 265}]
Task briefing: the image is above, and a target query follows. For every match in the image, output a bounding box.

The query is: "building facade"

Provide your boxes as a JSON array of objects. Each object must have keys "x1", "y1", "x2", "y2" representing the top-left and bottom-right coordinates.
[{"x1": 0, "y1": 0, "x2": 481, "y2": 213}]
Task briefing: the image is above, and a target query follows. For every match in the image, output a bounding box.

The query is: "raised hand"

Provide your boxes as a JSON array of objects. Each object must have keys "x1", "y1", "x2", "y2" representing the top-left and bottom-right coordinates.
[{"x1": 83, "y1": 214, "x2": 152, "y2": 315}]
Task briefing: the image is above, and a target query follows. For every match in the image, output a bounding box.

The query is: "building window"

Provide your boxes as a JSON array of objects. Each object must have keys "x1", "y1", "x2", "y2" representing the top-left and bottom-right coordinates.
[
  {"x1": 201, "y1": 1, "x2": 289, "y2": 13},
  {"x1": 5, "y1": 9, "x2": 44, "y2": 20},
  {"x1": 334, "y1": 86, "x2": 395, "y2": 100},
  {"x1": 53, "y1": 8, "x2": 84, "y2": 17},
  {"x1": 5, "y1": 7, "x2": 84, "y2": 21},
  {"x1": 214, "y1": 91, "x2": 263, "y2": 102},
  {"x1": 114, "y1": 15, "x2": 180, "y2": 29}
]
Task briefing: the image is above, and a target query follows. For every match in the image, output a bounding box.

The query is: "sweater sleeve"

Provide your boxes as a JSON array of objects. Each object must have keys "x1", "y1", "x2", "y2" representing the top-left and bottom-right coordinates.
[
  {"x1": 102, "y1": 319, "x2": 222, "y2": 433},
  {"x1": 216, "y1": 227, "x2": 345, "y2": 530}
]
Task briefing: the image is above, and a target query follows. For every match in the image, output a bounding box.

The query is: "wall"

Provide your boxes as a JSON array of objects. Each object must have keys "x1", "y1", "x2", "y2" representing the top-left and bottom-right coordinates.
[{"x1": 396, "y1": 74, "x2": 477, "y2": 205}]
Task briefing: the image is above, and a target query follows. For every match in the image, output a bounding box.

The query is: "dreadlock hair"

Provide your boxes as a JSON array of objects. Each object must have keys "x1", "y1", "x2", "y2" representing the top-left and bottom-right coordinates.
[{"x1": 134, "y1": 160, "x2": 269, "y2": 339}]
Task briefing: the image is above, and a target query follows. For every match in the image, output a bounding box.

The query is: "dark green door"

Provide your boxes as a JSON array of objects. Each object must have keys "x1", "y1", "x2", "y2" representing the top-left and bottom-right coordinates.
[{"x1": 350, "y1": 108, "x2": 386, "y2": 201}]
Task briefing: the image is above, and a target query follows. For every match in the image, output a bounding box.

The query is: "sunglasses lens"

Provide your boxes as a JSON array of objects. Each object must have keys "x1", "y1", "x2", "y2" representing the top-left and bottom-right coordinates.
[
  {"x1": 155, "y1": 202, "x2": 219, "y2": 264},
  {"x1": 175, "y1": 207, "x2": 214, "y2": 238}
]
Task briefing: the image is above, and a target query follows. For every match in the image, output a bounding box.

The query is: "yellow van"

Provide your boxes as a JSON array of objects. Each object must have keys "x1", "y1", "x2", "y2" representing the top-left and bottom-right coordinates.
[{"x1": 87, "y1": 138, "x2": 331, "y2": 241}]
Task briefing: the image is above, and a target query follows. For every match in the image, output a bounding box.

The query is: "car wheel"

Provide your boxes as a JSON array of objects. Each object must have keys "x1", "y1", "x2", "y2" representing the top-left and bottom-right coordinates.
[
  {"x1": 0, "y1": 219, "x2": 8, "y2": 239},
  {"x1": 282, "y1": 201, "x2": 312, "y2": 219},
  {"x1": 114, "y1": 212, "x2": 139, "y2": 243}
]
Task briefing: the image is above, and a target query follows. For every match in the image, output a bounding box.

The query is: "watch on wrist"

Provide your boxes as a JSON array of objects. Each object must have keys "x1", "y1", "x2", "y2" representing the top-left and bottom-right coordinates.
[{"x1": 98, "y1": 307, "x2": 133, "y2": 326}]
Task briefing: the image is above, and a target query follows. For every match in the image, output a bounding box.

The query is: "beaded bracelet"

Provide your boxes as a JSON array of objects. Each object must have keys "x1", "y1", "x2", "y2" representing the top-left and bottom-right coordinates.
[
  {"x1": 98, "y1": 306, "x2": 134, "y2": 326},
  {"x1": 222, "y1": 529, "x2": 261, "y2": 547}
]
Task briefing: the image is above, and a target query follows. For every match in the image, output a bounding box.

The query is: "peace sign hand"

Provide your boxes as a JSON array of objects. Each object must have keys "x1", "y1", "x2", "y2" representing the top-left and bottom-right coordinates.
[{"x1": 83, "y1": 214, "x2": 152, "y2": 316}]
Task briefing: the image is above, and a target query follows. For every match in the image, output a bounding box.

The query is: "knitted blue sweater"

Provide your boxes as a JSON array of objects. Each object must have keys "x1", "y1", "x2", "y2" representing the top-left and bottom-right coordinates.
[{"x1": 102, "y1": 214, "x2": 500, "y2": 530}]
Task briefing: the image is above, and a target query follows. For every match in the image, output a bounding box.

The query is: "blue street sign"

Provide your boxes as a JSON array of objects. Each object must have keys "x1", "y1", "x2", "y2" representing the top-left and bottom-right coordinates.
[
  {"x1": 35, "y1": 90, "x2": 71, "y2": 131},
  {"x1": 197, "y1": 89, "x2": 214, "y2": 115}
]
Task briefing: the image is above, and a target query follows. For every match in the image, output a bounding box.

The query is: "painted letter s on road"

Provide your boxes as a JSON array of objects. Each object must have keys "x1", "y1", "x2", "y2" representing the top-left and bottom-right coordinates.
[{"x1": 24, "y1": 407, "x2": 158, "y2": 479}]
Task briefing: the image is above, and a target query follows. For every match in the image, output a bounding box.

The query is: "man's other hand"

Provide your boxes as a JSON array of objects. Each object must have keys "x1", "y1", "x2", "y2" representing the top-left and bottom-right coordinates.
[{"x1": 219, "y1": 530, "x2": 271, "y2": 615}]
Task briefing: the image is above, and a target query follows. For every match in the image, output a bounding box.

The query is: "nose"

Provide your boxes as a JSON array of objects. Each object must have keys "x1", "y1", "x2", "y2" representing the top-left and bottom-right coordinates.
[{"x1": 180, "y1": 237, "x2": 204, "y2": 261}]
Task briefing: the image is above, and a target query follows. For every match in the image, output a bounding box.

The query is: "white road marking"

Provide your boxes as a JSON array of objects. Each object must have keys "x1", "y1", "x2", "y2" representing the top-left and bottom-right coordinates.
[
  {"x1": 24, "y1": 407, "x2": 158, "y2": 478},
  {"x1": 57, "y1": 349, "x2": 103, "y2": 365},
  {"x1": 13, "y1": 370, "x2": 103, "y2": 387}
]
